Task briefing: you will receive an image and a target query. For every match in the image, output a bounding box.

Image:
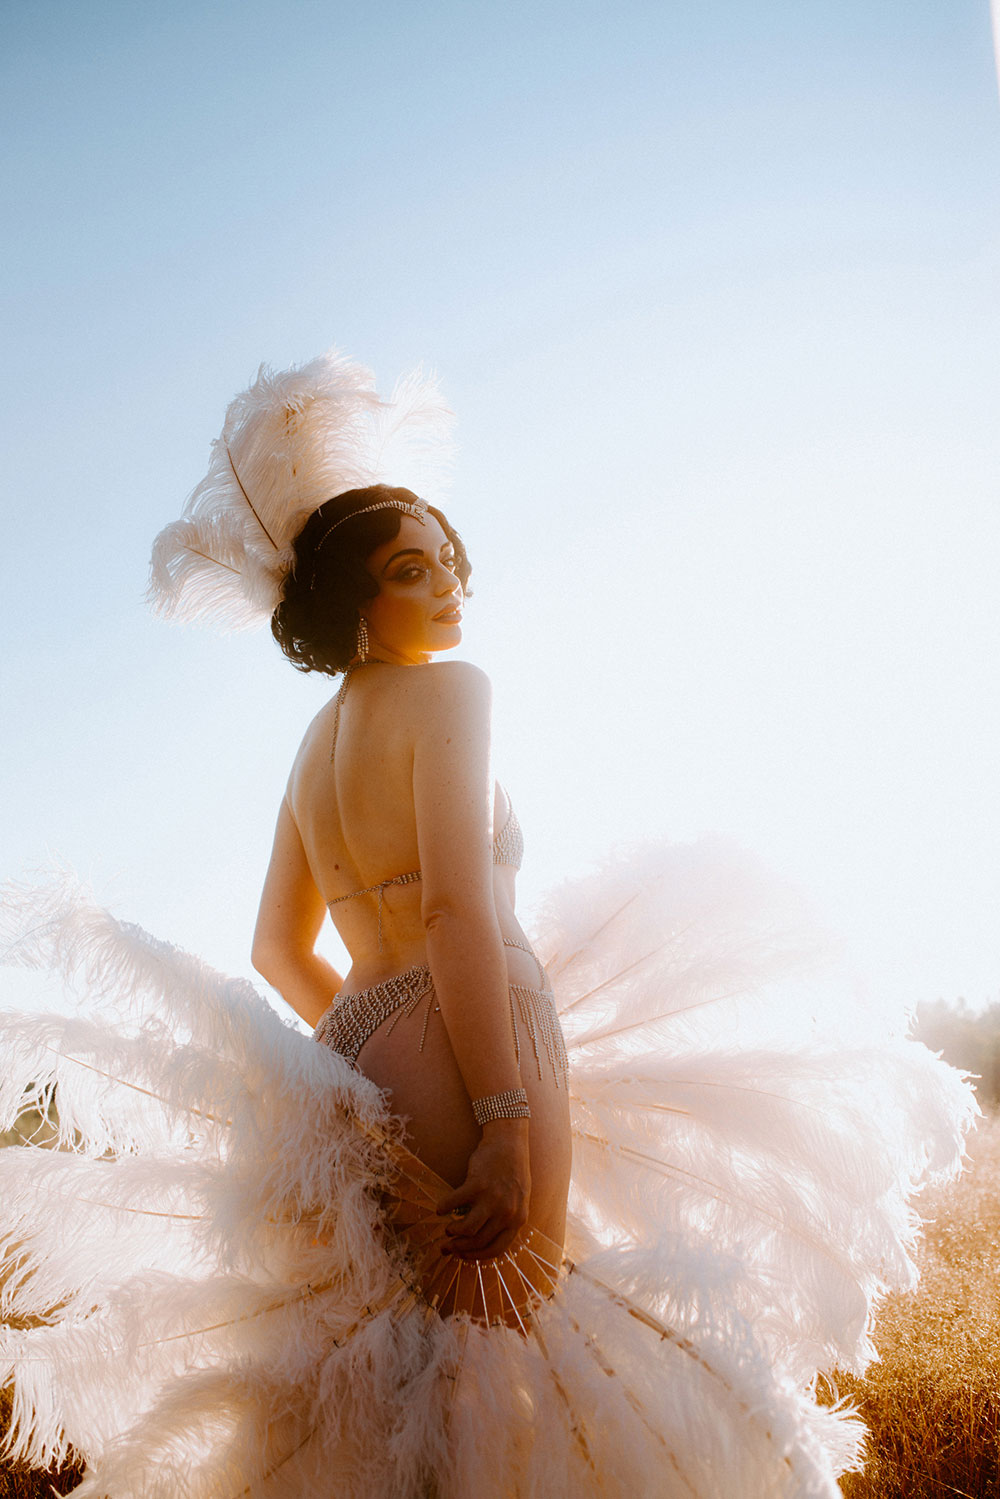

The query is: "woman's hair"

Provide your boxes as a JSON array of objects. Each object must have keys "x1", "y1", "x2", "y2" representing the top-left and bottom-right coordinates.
[{"x1": 271, "y1": 485, "x2": 472, "y2": 677}]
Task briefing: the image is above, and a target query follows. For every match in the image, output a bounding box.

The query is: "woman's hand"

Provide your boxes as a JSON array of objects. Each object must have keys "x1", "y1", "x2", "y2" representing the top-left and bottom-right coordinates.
[{"x1": 436, "y1": 1119, "x2": 531, "y2": 1259}]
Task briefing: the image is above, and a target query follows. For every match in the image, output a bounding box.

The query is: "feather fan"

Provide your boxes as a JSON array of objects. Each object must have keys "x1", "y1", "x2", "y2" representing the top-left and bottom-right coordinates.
[{"x1": 0, "y1": 849, "x2": 977, "y2": 1498}]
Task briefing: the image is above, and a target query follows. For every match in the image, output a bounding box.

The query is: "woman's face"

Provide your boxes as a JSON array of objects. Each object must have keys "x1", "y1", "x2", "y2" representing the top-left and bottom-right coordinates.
[{"x1": 362, "y1": 512, "x2": 463, "y2": 664}]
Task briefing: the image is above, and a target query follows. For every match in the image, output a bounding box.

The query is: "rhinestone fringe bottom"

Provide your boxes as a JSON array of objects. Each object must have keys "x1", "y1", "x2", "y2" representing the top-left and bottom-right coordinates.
[{"x1": 314, "y1": 966, "x2": 568, "y2": 1087}]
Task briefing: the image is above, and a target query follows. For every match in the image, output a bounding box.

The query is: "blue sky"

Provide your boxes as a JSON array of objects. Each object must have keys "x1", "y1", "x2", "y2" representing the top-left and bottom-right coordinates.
[{"x1": 3, "y1": 0, "x2": 999, "y2": 1016}]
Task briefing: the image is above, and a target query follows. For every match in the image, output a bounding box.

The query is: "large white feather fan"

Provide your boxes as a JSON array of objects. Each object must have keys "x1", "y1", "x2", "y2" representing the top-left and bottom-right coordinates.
[{"x1": 148, "y1": 349, "x2": 454, "y2": 630}]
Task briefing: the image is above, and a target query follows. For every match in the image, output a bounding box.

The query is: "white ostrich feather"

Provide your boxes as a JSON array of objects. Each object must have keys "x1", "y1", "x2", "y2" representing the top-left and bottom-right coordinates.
[{"x1": 147, "y1": 349, "x2": 454, "y2": 631}]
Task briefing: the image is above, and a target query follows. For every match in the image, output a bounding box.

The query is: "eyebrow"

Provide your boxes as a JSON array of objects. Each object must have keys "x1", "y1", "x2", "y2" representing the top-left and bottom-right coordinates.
[{"x1": 382, "y1": 544, "x2": 455, "y2": 574}]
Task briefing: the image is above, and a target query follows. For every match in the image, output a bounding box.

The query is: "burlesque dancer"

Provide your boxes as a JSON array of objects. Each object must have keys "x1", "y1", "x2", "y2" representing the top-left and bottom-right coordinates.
[
  {"x1": 257, "y1": 486, "x2": 572, "y2": 1304},
  {"x1": 0, "y1": 349, "x2": 977, "y2": 1498}
]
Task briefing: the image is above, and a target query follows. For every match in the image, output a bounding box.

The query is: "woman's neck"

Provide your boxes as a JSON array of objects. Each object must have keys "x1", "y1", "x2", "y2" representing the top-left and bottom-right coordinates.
[{"x1": 351, "y1": 648, "x2": 430, "y2": 667}]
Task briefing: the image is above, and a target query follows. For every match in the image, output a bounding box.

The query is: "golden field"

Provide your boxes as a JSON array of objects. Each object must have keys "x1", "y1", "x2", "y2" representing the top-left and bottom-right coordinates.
[
  {"x1": 2, "y1": 1114, "x2": 999, "y2": 1497},
  {"x1": 830, "y1": 1108, "x2": 1000, "y2": 1499}
]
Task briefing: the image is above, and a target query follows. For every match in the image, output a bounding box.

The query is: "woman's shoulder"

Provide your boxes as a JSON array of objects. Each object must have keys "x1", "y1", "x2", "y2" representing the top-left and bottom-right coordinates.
[
  {"x1": 400, "y1": 660, "x2": 492, "y2": 726},
  {"x1": 422, "y1": 659, "x2": 490, "y2": 692}
]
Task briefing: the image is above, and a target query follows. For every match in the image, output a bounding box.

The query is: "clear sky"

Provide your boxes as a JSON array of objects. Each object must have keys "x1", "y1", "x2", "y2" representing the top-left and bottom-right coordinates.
[{"x1": 3, "y1": 0, "x2": 999, "y2": 1019}]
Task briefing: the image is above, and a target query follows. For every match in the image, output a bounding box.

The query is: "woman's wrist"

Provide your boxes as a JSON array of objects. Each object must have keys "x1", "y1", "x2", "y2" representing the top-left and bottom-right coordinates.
[
  {"x1": 477, "y1": 1117, "x2": 531, "y2": 1165},
  {"x1": 479, "y1": 1113, "x2": 530, "y2": 1132}
]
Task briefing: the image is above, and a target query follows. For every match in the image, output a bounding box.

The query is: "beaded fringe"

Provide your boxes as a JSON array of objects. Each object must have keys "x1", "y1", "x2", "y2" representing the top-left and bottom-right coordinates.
[{"x1": 510, "y1": 983, "x2": 569, "y2": 1085}]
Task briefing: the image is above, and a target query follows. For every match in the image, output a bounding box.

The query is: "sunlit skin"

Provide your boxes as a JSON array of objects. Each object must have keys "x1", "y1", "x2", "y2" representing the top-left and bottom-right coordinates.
[
  {"x1": 361, "y1": 512, "x2": 465, "y2": 665},
  {"x1": 252, "y1": 508, "x2": 572, "y2": 1267}
]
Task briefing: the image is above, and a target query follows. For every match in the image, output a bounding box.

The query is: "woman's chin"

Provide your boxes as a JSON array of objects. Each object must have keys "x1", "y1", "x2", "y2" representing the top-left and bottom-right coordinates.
[{"x1": 430, "y1": 622, "x2": 463, "y2": 651}]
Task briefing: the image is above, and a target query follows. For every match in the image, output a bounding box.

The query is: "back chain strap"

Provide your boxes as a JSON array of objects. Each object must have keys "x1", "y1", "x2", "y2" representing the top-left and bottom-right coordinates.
[
  {"x1": 328, "y1": 871, "x2": 423, "y2": 952},
  {"x1": 330, "y1": 659, "x2": 387, "y2": 763}
]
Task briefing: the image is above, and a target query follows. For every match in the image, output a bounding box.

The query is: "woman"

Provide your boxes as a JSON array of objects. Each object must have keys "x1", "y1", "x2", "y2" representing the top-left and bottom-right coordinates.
[
  {"x1": 252, "y1": 487, "x2": 572, "y2": 1299},
  {"x1": 0, "y1": 349, "x2": 977, "y2": 1498}
]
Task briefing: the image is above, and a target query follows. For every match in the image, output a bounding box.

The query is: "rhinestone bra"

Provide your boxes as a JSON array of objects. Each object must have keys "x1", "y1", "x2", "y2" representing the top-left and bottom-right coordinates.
[{"x1": 491, "y1": 799, "x2": 525, "y2": 870}]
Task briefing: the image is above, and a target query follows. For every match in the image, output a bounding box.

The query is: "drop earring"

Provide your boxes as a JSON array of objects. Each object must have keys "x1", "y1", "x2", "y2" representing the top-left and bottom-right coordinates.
[{"x1": 356, "y1": 616, "x2": 370, "y2": 663}]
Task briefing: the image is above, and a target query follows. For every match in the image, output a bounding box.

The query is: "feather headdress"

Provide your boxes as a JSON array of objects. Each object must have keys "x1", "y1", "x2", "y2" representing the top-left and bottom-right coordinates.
[{"x1": 148, "y1": 348, "x2": 454, "y2": 630}]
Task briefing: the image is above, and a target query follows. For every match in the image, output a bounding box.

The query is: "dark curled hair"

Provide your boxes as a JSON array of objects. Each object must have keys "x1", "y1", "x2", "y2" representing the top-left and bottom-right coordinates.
[{"x1": 271, "y1": 485, "x2": 472, "y2": 677}]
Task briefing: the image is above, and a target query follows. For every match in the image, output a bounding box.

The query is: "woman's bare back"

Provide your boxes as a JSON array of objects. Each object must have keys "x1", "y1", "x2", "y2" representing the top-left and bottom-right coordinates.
[{"x1": 285, "y1": 661, "x2": 572, "y2": 1255}]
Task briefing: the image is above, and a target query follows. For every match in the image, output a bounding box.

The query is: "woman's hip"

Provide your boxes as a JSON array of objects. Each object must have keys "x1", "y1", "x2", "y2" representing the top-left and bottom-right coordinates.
[{"x1": 314, "y1": 966, "x2": 572, "y2": 1239}]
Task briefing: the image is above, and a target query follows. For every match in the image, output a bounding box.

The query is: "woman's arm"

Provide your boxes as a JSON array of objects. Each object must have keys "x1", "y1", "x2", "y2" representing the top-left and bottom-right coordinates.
[
  {"x1": 411, "y1": 662, "x2": 530, "y2": 1258},
  {"x1": 252, "y1": 798, "x2": 343, "y2": 1028}
]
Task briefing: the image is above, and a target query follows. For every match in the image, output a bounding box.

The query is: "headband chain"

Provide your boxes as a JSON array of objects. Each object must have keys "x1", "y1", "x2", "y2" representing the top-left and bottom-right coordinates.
[{"x1": 314, "y1": 497, "x2": 428, "y2": 557}]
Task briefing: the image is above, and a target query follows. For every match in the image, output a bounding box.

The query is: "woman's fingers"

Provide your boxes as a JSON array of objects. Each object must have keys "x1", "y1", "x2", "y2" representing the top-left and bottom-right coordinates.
[
  {"x1": 437, "y1": 1185, "x2": 484, "y2": 1228},
  {"x1": 442, "y1": 1219, "x2": 521, "y2": 1260},
  {"x1": 444, "y1": 1188, "x2": 522, "y2": 1232},
  {"x1": 436, "y1": 1136, "x2": 531, "y2": 1256},
  {"x1": 440, "y1": 1194, "x2": 528, "y2": 1255},
  {"x1": 435, "y1": 1184, "x2": 474, "y2": 1216},
  {"x1": 438, "y1": 1180, "x2": 523, "y2": 1226},
  {"x1": 444, "y1": 1204, "x2": 490, "y2": 1241},
  {"x1": 442, "y1": 1219, "x2": 498, "y2": 1255}
]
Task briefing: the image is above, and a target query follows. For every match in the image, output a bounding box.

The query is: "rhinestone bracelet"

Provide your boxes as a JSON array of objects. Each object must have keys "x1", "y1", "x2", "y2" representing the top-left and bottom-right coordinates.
[{"x1": 472, "y1": 1087, "x2": 531, "y2": 1125}]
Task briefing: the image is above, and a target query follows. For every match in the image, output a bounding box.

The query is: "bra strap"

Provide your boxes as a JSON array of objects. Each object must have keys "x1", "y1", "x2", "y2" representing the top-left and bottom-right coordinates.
[{"x1": 328, "y1": 870, "x2": 423, "y2": 952}]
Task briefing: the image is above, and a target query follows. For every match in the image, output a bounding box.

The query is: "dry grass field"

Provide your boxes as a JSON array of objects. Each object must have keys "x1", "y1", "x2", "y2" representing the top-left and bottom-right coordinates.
[
  {"x1": 830, "y1": 1109, "x2": 1000, "y2": 1499},
  {"x1": 0, "y1": 1420, "x2": 81, "y2": 1499},
  {"x1": 2, "y1": 1115, "x2": 999, "y2": 1497}
]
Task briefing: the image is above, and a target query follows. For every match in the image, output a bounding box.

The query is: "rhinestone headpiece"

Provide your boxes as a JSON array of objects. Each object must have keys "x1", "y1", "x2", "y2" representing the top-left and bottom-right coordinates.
[
  {"x1": 314, "y1": 496, "x2": 428, "y2": 558},
  {"x1": 147, "y1": 348, "x2": 453, "y2": 631}
]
